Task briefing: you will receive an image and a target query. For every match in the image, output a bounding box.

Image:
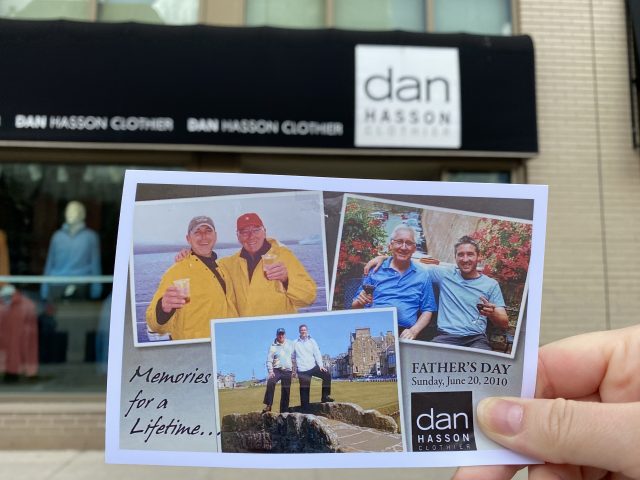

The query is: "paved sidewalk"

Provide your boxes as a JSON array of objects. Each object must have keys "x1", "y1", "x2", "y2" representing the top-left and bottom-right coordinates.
[
  {"x1": 0, "y1": 451, "x2": 528, "y2": 480},
  {"x1": 323, "y1": 418, "x2": 403, "y2": 452}
]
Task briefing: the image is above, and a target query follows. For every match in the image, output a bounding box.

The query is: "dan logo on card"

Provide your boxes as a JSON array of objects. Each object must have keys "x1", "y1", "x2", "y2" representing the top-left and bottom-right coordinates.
[{"x1": 411, "y1": 391, "x2": 477, "y2": 452}]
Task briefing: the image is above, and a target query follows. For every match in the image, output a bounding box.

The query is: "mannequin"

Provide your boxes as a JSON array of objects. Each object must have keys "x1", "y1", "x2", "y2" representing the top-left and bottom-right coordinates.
[
  {"x1": 0, "y1": 284, "x2": 38, "y2": 379},
  {"x1": 40, "y1": 201, "x2": 102, "y2": 300}
]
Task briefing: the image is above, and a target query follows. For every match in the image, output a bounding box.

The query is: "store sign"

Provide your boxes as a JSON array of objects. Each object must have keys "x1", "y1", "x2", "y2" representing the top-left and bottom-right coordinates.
[
  {"x1": 355, "y1": 45, "x2": 461, "y2": 148},
  {"x1": 0, "y1": 21, "x2": 537, "y2": 154}
]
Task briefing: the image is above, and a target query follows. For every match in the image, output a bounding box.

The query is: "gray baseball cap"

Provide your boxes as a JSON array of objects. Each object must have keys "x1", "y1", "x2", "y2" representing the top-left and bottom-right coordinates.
[{"x1": 188, "y1": 216, "x2": 215, "y2": 234}]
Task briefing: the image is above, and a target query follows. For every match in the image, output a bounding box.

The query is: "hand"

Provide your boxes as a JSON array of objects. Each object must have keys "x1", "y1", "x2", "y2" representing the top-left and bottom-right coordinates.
[
  {"x1": 319, "y1": 366, "x2": 327, "y2": 373},
  {"x1": 264, "y1": 261, "x2": 288, "y2": 282},
  {"x1": 478, "y1": 295, "x2": 509, "y2": 329},
  {"x1": 453, "y1": 325, "x2": 640, "y2": 480},
  {"x1": 174, "y1": 248, "x2": 190, "y2": 263},
  {"x1": 268, "y1": 372, "x2": 275, "y2": 379},
  {"x1": 352, "y1": 290, "x2": 373, "y2": 308},
  {"x1": 363, "y1": 255, "x2": 387, "y2": 275},
  {"x1": 477, "y1": 296, "x2": 496, "y2": 316},
  {"x1": 160, "y1": 285, "x2": 186, "y2": 313},
  {"x1": 400, "y1": 327, "x2": 419, "y2": 340}
]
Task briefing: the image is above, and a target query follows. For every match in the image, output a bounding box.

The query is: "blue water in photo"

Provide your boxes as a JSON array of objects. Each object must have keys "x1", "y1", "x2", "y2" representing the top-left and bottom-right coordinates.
[{"x1": 133, "y1": 244, "x2": 327, "y2": 343}]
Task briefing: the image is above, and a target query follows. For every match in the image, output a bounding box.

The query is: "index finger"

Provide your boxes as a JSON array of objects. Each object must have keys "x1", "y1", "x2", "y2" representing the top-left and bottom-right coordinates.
[{"x1": 536, "y1": 325, "x2": 638, "y2": 401}]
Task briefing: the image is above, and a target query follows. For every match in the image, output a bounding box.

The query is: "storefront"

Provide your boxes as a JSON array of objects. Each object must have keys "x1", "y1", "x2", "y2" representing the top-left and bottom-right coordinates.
[{"x1": 0, "y1": 15, "x2": 537, "y2": 448}]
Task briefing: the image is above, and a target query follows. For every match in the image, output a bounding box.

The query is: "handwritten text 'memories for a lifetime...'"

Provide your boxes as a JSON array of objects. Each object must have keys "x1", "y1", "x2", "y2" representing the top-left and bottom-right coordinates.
[{"x1": 125, "y1": 366, "x2": 213, "y2": 443}]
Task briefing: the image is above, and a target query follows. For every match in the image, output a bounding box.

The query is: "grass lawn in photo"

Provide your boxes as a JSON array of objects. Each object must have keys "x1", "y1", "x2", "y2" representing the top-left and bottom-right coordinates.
[{"x1": 218, "y1": 378, "x2": 400, "y2": 420}]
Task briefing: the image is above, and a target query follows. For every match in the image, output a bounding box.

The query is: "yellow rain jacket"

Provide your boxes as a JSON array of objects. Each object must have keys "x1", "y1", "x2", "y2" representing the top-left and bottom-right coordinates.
[
  {"x1": 146, "y1": 253, "x2": 237, "y2": 340},
  {"x1": 220, "y1": 239, "x2": 316, "y2": 317}
]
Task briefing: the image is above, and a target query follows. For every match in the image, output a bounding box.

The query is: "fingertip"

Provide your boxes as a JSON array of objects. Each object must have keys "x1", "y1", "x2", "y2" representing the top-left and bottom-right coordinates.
[
  {"x1": 477, "y1": 397, "x2": 524, "y2": 437},
  {"x1": 452, "y1": 465, "x2": 520, "y2": 480}
]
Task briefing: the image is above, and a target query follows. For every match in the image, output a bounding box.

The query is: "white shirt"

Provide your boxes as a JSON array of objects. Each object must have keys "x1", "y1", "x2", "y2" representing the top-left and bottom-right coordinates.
[{"x1": 293, "y1": 336, "x2": 323, "y2": 372}]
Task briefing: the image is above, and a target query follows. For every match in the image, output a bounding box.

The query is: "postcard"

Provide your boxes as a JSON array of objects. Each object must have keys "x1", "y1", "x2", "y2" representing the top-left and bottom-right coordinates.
[{"x1": 106, "y1": 170, "x2": 547, "y2": 468}]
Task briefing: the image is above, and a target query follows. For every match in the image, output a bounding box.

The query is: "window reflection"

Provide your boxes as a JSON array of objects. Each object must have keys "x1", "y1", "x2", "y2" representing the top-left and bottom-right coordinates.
[{"x1": 0, "y1": 163, "x2": 180, "y2": 392}]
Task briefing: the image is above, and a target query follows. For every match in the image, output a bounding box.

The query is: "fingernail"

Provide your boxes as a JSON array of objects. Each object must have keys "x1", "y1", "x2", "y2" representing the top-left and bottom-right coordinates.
[{"x1": 478, "y1": 398, "x2": 524, "y2": 436}]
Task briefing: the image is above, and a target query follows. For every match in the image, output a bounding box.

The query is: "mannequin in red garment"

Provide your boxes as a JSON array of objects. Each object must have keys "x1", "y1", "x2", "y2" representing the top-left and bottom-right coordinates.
[{"x1": 0, "y1": 285, "x2": 38, "y2": 380}]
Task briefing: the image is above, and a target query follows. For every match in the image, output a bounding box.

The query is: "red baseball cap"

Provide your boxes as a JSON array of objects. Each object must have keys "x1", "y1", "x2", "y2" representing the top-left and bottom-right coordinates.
[{"x1": 237, "y1": 213, "x2": 264, "y2": 230}]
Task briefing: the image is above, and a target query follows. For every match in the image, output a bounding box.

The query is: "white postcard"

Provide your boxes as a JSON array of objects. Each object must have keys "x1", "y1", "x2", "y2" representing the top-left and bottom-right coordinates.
[{"x1": 106, "y1": 170, "x2": 547, "y2": 468}]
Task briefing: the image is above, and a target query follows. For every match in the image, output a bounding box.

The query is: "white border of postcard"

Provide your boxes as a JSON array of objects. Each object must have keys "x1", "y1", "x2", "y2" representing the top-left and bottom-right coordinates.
[{"x1": 106, "y1": 170, "x2": 547, "y2": 469}]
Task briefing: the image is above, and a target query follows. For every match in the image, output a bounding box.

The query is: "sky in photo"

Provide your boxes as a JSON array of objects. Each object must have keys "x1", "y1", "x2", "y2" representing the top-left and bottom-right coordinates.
[{"x1": 133, "y1": 190, "x2": 324, "y2": 245}]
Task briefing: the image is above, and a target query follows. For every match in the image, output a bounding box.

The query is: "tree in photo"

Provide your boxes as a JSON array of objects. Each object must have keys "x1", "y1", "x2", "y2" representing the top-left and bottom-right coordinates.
[
  {"x1": 334, "y1": 199, "x2": 388, "y2": 309},
  {"x1": 471, "y1": 219, "x2": 532, "y2": 352}
]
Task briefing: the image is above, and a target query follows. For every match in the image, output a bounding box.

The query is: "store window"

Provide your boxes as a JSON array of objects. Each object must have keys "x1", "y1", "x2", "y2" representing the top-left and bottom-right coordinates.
[
  {"x1": 0, "y1": 163, "x2": 181, "y2": 393},
  {"x1": 0, "y1": 0, "x2": 516, "y2": 35},
  {"x1": 244, "y1": 0, "x2": 514, "y2": 34},
  {"x1": 443, "y1": 171, "x2": 512, "y2": 183},
  {"x1": 0, "y1": 0, "x2": 94, "y2": 20},
  {"x1": 433, "y1": 0, "x2": 512, "y2": 35},
  {"x1": 333, "y1": 0, "x2": 425, "y2": 32},
  {"x1": 245, "y1": 0, "x2": 325, "y2": 28},
  {"x1": 0, "y1": 0, "x2": 199, "y2": 24},
  {"x1": 97, "y1": 0, "x2": 199, "y2": 24}
]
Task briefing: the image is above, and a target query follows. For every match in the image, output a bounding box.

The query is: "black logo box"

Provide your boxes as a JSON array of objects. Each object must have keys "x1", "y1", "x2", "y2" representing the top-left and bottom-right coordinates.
[{"x1": 410, "y1": 391, "x2": 477, "y2": 452}]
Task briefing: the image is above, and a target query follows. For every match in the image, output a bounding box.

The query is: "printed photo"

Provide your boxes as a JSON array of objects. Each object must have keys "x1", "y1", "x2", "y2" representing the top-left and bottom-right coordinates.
[
  {"x1": 130, "y1": 190, "x2": 329, "y2": 345},
  {"x1": 331, "y1": 194, "x2": 532, "y2": 358},
  {"x1": 210, "y1": 308, "x2": 406, "y2": 453}
]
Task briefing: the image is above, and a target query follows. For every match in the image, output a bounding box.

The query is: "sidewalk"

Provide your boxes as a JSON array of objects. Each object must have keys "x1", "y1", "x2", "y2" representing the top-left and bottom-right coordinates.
[
  {"x1": 0, "y1": 450, "x2": 528, "y2": 480},
  {"x1": 0, "y1": 451, "x2": 450, "y2": 479}
]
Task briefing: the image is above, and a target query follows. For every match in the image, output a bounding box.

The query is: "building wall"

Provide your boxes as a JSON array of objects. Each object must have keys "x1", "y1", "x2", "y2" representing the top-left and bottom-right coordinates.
[
  {"x1": 0, "y1": 400, "x2": 105, "y2": 449},
  {"x1": 521, "y1": 0, "x2": 640, "y2": 344}
]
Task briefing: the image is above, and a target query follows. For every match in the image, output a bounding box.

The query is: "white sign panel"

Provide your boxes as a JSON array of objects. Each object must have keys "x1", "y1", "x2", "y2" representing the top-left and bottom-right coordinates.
[{"x1": 355, "y1": 45, "x2": 461, "y2": 148}]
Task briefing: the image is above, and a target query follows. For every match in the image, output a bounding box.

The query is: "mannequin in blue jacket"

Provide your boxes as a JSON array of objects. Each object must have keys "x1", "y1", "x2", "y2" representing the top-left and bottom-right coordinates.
[{"x1": 41, "y1": 201, "x2": 102, "y2": 300}]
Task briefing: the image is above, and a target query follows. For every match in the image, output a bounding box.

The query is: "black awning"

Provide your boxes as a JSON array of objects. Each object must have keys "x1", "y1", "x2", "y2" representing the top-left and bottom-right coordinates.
[
  {"x1": 629, "y1": 0, "x2": 640, "y2": 65},
  {"x1": 0, "y1": 20, "x2": 537, "y2": 155}
]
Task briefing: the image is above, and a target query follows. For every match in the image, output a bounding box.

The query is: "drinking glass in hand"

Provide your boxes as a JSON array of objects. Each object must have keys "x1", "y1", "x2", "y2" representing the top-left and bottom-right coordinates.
[
  {"x1": 363, "y1": 283, "x2": 376, "y2": 295},
  {"x1": 173, "y1": 278, "x2": 191, "y2": 304},
  {"x1": 473, "y1": 302, "x2": 486, "y2": 325},
  {"x1": 262, "y1": 253, "x2": 278, "y2": 279}
]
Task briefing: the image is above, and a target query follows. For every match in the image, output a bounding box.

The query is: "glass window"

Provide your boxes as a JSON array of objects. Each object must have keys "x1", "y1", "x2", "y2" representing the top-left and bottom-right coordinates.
[
  {"x1": 0, "y1": 163, "x2": 182, "y2": 393},
  {"x1": 246, "y1": 0, "x2": 325, "y2": 28},
  {"x1": 0, "y1": 0, "x2": 94, "y2": 21},
  {"x1": 97, "y1": 0, "x2": 199, "y2": 25},
  {"x1": 334, "y1": 0, "x2": 425, "y2": 32},
  {"x1": 433, "y1": 0, "x2": 512, "y2": 35},
  {"x1": 443, "y1": 171, "x2": 511, "y2": 183}
]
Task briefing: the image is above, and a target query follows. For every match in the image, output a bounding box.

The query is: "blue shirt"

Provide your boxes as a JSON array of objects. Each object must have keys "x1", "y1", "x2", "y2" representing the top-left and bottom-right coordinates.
[
  {"x1": 427, "y1": 265, "x2": 505, "y2": 336},
  {"x1": 358, "y1": 258, "x2": 437, "y2": 328},
  {"x1": 41, "y1": 224, "x2": 102, "y2": 300}
]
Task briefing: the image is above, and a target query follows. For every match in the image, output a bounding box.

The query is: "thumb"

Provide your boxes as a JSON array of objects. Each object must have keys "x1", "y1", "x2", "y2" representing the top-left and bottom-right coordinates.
[{"x1": 476, "y1": 397, "x2": 640, "y2": 477}]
